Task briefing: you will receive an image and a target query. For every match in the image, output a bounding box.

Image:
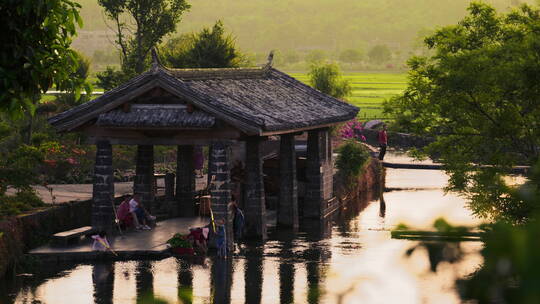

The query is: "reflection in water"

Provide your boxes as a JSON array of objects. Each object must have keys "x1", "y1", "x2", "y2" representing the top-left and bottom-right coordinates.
[
  {"x1": 93, "y1": 262, "x2": 114, "y2": 304},
  {"x1": 177, "y1": 259, "x2": 193, "y2": 304},
  {"x1": 279, "y1": 238, "x2": 295, "y2": 304},
  {"x1": 379, "y1": 195, "x2": 386, "y2": 225},
  {"x1": 244, "y1": 245, "x2": 264, "y2": 304},
  {"x1": 136, "y1": 261, "x2": 154, "y2": 303},
  {"x1": 5, "y1": 158, "x2": 487, "y2": 304},
  {"x1": 211, "y1": 257, "x2": 233, "y2": 304}
]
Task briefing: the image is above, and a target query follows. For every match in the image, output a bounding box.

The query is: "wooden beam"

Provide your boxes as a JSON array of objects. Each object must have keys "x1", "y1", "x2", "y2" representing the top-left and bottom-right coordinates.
[
  {"x1": 260, "y1": 123, "x2": 337, "y2": 136},
  {"x1": 86, "y1": 136, "x2": 237, "y2": 146}
]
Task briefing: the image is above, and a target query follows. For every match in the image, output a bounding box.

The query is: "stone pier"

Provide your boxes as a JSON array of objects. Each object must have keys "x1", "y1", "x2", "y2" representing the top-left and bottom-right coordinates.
[
  {"x1": 244, "y1": 137, "x2": 267, "y2": 240},
  {"x1": 278, "y1": 134, "x2": 299, "y2": 229},
  {"x1": 134, "y1": 145, "x2": 154, "y2": 211},
  {"x1": 92, "y1": 140, "x2": 114, "y2": 233},
  {"x1": 209, "y1": 143, "x2": 234, "y2": 249},
  {"x1": 176, "y1": 145, "x2": 196, "y2": 216},
  {"x1": 305, "y1": 129, "x2": 333, "y2": 219}
]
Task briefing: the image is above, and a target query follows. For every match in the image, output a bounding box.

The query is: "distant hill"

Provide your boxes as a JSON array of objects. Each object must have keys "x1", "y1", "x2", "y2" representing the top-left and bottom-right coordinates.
[{"x1": 74, "y1": 0, "x2": 532, "y2": 62}]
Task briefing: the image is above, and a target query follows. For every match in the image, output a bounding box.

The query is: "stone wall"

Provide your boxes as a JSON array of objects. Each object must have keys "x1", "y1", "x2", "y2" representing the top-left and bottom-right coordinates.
[
  {"x1": 363, "y1": 128, "x2": 433, "y2": 150},
  {"x1": 0, "y1": 200, "x2": 92, "y2": 279}
]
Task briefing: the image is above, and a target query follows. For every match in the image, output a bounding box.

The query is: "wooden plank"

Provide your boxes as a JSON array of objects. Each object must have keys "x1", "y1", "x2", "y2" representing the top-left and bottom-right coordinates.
[{"x1": 53, "y1": 226, "x2": 94, "y2": 238}]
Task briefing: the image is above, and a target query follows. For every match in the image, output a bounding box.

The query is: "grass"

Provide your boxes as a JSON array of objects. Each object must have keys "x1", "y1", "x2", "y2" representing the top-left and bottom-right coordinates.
[{"x1": 289, "y1": 71, "x2": 408, "y2": 120}]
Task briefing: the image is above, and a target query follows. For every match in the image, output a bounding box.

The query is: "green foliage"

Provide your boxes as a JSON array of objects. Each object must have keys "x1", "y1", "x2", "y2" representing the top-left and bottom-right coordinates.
[
  {"x1": 339, "y1": 49, "x2": 363, "y2": 64},
  {"x1": 98, "y1": 0, "x2": 191, "y2": 74},
  {"x1": 308, "y1": 62, "x2": 352, "y2": 99},
  {"x1": 0, "y1": 190, "x2": 45, "y2": 218},
  {"x1": 384, "y1": 2, "x2": 540, "y2": 223},
  {"x1": 167, "y1": 233, "x2": 192, "y2": 248},
  {"x1": 161, "y1": 21, "x2": 245, "y2": 68},
  {"x1": 53, "y1": 52, "x2": 93, "y2": 111},
  {"x1": 96, "y1": 66, "x2": 129, "y2": 92},
  {"x1": 0, "y1": 145, "x2": 44, "y2": 194},
  {"x1": 305, "y1": 50, "x2": 327, "y2": 64},
  {"x1": 368, "y1": 45, "x2": 392, "y2": 64},
  {"x1": 336, "y1": 140, "x2": 370, "y2": 182},
  {"x1": 0, "y1": 0, "x2": 90, "y2": 117}
]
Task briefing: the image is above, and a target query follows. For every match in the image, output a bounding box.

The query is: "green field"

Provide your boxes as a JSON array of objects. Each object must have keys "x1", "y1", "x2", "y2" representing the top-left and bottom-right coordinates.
[{"x1": 289, "y1": 72, "x2": 408, "y2": 120}]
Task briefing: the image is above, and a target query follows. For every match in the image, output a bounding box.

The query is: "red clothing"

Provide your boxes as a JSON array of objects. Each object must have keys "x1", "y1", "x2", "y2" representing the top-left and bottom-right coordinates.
[
  {"x1": 117, "y1": 200, "x2": 130, "y2": 221},
  {"x1": 378, "y1": 130, "x2": 388, "y2": 145}
]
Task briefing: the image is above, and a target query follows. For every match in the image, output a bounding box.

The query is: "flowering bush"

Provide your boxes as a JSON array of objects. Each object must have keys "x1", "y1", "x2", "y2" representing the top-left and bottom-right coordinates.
[
  {"x1": 40, "y1": 141, "x2": 94, "y2": 183},
  {"x1": 340, "y1": 119, "x2": 366, "y2": 142}
]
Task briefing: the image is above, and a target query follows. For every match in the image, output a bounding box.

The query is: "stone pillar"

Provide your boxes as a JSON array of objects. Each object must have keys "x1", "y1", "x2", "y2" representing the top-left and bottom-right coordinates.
[
  {"x1": 164, "y1": 173, "x2": 175, "y2": 200},
  {"x1": 209, "y1": 143, "x2": 234, "y2": 249},
  {"x1": 244, "y1": 137, "x2": 267, "y2": 240},
  {"x1": 92, "y1": 140, "x2": 114, "y2": 233},
  {"x1": 278, "y1": 134, "x2": 298, "y2": 229},
  {"x1": 134, "y1": 145, "x2": 154, "y2": 211},
  {"x1": 176, "y1": 145, "x2": 196, "y2": 216},
  {"x1": 305, "y1": 129, "x2": 333, "y2": 219}
]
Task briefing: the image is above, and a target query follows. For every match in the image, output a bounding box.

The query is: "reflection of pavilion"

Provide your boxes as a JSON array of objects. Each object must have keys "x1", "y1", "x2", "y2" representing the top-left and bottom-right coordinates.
[
  {"x1": 90, "y1": 232, "x2": 332, "y2": 304},
  {"x1": 49, "y1": 52, "x2": 358, "y2": 245}
]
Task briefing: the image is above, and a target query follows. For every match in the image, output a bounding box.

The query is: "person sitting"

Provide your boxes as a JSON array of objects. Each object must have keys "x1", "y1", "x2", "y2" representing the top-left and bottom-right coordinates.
[
  {"x1": 129, "y1": 194, "x2": 155, "y2": 230},
  {"x1": 230, "y1": 196, "x2": 244, "y2": 248},
  {"x1": 117, "y1": 196, "x2": 134, "y2": 229}
]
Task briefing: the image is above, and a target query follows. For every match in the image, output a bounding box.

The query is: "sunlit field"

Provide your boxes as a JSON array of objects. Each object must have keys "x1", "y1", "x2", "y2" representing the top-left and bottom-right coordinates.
[{"x1": 289, "y1": 72, "x2": 407, "y2": 120}]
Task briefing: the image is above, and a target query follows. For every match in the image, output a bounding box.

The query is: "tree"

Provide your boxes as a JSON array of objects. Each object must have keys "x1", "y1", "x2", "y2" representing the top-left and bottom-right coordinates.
[
  {"x1": 161, "y1": 21, "x2": 244, "y2": 68},
  {"x1": 383, "y1": 2, "x2": 540, "y2": 224},
  {"x1": 368, "y1": 45, "x2": 391, "y2": 64},
  {"x1": 98, "y1": 0, "x2": 191, "y2": 75},
  {"x1": 308, "y1": 62, "x2": 351, "y2": 100},
  {"x1": 339, "y1": 49, "x2": 363, "y2": 64},
  {"x1": 305, "y1": 50, "x2": 327, "y2": 64},
  {"x1": 53, "y1": 52, "x2": 92, "y2": 112},
  {"x1": 0, "y1": 0, "x2": 89, "y2": 117}
]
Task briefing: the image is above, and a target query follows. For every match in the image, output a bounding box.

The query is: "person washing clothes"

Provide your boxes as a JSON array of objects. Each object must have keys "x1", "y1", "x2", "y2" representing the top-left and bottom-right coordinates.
[
  {"x1": 215, "y1": 218, "x2": 227, "y2": 258},
  {"x1": 91, "y1": 231, "x2": 111, "y2": 251}
]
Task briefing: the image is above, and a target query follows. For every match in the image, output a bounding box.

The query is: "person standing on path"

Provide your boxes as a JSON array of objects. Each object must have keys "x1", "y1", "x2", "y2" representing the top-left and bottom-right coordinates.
[{"x1": 378, "y1": 124, "x2": 388, "y2": 160}]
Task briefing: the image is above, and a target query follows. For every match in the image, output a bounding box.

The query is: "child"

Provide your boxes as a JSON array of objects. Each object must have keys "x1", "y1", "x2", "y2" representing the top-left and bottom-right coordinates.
[
  {"x1": 91, "y1": 231, "x2": 111, "y2": 252},
  {"x1": 215, "y1": 218, "x2": 227, "y2": 258}
]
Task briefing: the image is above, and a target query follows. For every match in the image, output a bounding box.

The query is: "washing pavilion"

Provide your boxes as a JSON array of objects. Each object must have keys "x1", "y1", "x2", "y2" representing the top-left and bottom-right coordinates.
[{"x1": 48, "y1": 53, "x2": 358, "y2": 241}]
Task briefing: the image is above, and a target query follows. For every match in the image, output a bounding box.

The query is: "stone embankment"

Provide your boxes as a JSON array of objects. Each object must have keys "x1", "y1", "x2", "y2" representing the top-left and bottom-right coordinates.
[
  {"x1": 362, "y1": 128, "x2": 433, "y2": 150},
  {"x1": 0, "y1": 200, "x2": 92, "y2": 278}
]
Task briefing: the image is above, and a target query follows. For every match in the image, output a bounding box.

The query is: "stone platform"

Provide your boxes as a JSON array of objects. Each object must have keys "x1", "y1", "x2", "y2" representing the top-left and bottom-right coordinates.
[{"x1": 28, "y1": 217, "x2": 209, "y2": 263}]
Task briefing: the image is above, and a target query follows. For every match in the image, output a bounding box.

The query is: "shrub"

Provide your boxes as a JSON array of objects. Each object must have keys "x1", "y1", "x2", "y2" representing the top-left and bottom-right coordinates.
[
  {"x1": 308, "y1": 62, "x2": 351, "y2": 99},
  {"x1": 0, "y1": 190, "x2": 45, "y2": 218},
  {"x1": 336, "y1": 140, "x2": 370, "y2": 181}
]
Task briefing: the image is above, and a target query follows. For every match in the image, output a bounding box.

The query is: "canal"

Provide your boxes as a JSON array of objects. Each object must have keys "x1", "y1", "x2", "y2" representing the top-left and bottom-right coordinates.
[{"x1": 1, "y1": 152, "x2": 485, "y2": 304}]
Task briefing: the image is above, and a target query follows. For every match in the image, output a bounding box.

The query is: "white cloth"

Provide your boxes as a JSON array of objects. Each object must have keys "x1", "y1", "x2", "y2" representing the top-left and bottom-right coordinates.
[
  {"x1": 91, "y1": 235, "x2": 110, "y2": 251},
  {"x1": 129, "y1": 199, "x2": 138, "y2": 213}
]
